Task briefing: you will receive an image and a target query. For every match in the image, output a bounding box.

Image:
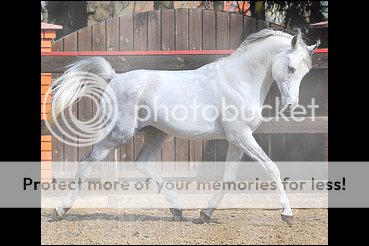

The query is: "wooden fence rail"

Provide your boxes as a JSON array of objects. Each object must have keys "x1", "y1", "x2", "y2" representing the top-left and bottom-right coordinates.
[
  {"x1": 41, "y1": 50, "x2": 328, "y2": 135},
  {"x1": 41, "y1": 117, "x2": 327, "y2": 136},
  {"x1": 41, "y1": 50, "x2": 328, "y2": 73}
]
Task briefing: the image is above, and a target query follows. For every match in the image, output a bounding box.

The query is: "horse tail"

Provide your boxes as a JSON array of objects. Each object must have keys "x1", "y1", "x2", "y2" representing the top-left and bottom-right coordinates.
[{"x1": 47, "y1": 57, "x2": 116, "y2": 127}]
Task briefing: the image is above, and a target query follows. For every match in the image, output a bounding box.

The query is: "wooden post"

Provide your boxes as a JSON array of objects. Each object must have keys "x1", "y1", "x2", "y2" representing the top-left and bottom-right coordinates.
[
  {"x1": 41, "y1": 22, "x2": 62, "y2": 182},
  {"x1": 325, "y1": 70, "x2": 328, "y2": 162}
]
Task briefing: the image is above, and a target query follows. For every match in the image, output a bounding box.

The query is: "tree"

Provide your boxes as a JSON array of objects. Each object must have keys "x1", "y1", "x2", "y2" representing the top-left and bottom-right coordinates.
[
  {"x1": 47, "y1": 1, "x2": 89, "y2": 39},
  {"x1": 153, "y1": 1, "x2": 174, "y2": 10},
  {"x1": 248, "y1": 1, "x2": 265, "y2": 19},
  {"x1": 266, "y1": 1, "x2": 328, "y2": 34},
  {"x1": 41, "y1": 2, "x2": 46, "y2": 21},
  {"x1": 213, "y1": 1, "x2": 224, "y2": 10}
]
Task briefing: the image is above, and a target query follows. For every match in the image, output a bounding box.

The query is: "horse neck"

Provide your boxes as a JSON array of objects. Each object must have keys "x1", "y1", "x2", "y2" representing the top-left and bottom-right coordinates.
[{"x1": 223, "y1": 37, "x2": 290, "y2": 106}]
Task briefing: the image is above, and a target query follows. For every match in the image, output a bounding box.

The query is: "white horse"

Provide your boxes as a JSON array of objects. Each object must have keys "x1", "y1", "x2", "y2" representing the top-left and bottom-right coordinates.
[{"x1": 49, "y1": 28, "x2": 319, "y2": 224}]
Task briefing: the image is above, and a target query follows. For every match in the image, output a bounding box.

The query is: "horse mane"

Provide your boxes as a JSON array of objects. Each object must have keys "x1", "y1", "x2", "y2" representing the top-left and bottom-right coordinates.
[
  {"x1": 233, "y1": 28, "x2": 313, "y2": 69},
  {"x1": 239, "y1": 28, "x2": 298, "y2": 49},
  {"x1": 242, "y1": 28, "x2": 283, "y2": 46},
  {"x1": 210, "y1": 28, "x2": 313, "y2": 69}
]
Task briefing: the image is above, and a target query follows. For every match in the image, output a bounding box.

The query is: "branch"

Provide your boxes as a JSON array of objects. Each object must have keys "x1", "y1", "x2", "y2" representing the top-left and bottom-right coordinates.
[{"x1": 115, "y1": 1, "x2": 130, "y2": 17}]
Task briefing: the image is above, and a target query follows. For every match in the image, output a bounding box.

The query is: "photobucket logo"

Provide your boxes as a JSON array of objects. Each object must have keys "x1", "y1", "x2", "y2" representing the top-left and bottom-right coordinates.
[
  {"x1": 134, "y1": 97, "x2": 319, "y2": 127},
  {"x1": 42, "y1": 72, "x2": 118, "y2": 147}
]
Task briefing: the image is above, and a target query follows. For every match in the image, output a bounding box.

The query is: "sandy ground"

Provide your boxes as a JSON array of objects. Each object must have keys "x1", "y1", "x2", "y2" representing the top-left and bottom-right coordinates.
[{"x1": 41, "y1": 208, "x2": 327, "y2": 245}]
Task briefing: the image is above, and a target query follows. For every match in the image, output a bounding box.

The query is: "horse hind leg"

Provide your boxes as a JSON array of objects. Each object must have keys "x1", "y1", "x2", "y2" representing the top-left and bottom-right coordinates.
[
  {"x1": 50, "y1": 135, "x2": 130, "y2": 222},
  {"x1": 134, "y1": 129, "x2": 182, "y2": 218}
]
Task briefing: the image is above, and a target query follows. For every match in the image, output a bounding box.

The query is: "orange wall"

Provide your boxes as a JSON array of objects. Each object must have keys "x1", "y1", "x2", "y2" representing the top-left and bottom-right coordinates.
[{"x1": 41, "y1": 29, "x2": 54, "y2": 182}]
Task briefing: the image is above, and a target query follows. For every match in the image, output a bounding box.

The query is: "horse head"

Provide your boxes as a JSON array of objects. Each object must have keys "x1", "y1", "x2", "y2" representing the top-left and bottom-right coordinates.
[{"x1": 271, "y1": 29, "x2": 320, "y2": 111}]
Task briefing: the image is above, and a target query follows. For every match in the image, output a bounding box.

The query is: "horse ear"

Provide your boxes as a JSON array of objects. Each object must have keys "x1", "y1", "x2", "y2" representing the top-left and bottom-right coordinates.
[
  {"x1": 307, "y1": 40, "x2": 321, "y2": 55},
  {"x1": 291, "y1": 28, "x2": 301, "y2": 50},
  {"x1": 291, "y1": 36, "x2": 298, "y2": 49}
]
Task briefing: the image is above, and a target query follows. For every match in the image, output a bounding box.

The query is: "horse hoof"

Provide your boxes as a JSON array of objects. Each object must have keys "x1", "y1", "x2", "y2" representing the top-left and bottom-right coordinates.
[
  {"x1": 170, "y1": 208, "x2": 182, "y2": 219},
  {"x1": 281, "y1": 214, "x2": 295, "y2": 225},
  {"x1": 200, "y1": 209, "x2": 211, "y2": 223},
  {"x1": 50, "y1": 208, "x2": 63, "y2": 222}
]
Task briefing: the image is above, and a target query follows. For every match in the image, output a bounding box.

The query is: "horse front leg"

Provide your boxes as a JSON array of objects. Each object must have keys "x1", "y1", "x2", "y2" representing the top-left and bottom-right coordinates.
[
  {"x1": 228, "y1": 126, "x2": 294, "y2": 225},
  {"x1": 200, "y1": 143, "x2": 244, "y2": 222}
]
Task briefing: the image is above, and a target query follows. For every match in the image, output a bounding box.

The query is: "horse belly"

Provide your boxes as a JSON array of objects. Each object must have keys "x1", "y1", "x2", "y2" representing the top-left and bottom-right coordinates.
[{"x1": 153, "y1": 120, "x2": 226, "y2": 140}]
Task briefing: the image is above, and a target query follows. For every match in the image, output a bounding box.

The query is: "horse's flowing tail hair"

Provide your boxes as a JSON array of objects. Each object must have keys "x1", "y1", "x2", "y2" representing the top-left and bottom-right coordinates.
[{"x1": 47, "y1": 57, "x2": 116, "y2": 127}]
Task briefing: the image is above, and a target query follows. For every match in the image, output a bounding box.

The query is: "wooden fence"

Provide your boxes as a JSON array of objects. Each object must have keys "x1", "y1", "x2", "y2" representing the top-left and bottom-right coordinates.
[{"x1": 42, "y1": 9, "x2": 328, "y2": 180}]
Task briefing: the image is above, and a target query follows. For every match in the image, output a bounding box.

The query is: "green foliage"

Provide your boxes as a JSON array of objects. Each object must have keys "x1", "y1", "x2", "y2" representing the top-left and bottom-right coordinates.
[{"x1": 266, "y1": 1, "x2": 328, "y2": 34}]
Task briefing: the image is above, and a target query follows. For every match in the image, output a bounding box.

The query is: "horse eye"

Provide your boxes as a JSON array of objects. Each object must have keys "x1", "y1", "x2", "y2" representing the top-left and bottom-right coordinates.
[{"x1": 288, "y1": 66, "x2": 296, "y2": 73}]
